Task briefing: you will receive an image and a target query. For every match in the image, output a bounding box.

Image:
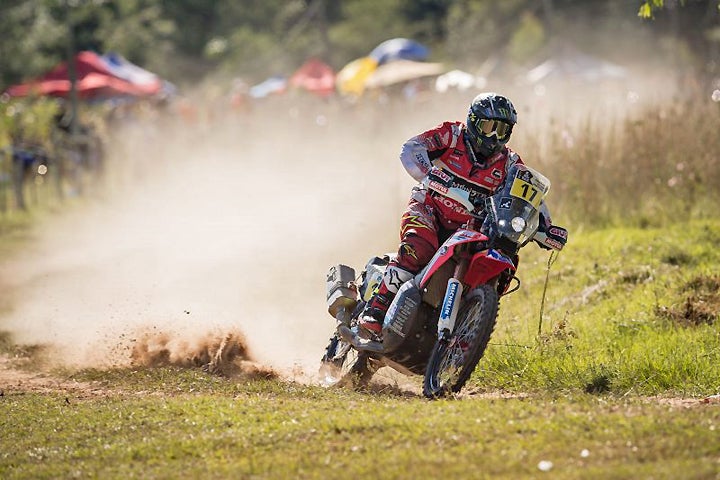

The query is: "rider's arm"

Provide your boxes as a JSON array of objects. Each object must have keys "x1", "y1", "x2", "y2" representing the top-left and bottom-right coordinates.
[{"x1": 399, "y1": 122, "x2": 461, "y2": 181}]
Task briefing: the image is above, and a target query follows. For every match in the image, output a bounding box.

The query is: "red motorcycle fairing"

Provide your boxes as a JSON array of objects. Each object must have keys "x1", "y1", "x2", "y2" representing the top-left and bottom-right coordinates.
[
  {"x1": 463, "y1": 248, "x2": 516, "y2": 290},
  {"x1": 417, "y1": 229, "x2": 485, "y2": 289},
  {"x1": 417, "y1": 228, "x2": 516, "y2": 291}
]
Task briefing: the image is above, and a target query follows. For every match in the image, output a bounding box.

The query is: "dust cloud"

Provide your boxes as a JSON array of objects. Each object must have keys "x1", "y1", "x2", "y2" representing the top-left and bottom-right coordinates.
[
  {"x1": 0, "y1": 69, "x2": 677, "y2": 380},
  {"x1": 0, "y1": 96, "x2": 436, "y2": 378}
]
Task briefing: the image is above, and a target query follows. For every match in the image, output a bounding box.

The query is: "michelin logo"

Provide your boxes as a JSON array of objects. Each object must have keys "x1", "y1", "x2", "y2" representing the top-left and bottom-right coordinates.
[{"x1": 440, "y1": 281, "x2": 459, "y2": 320}]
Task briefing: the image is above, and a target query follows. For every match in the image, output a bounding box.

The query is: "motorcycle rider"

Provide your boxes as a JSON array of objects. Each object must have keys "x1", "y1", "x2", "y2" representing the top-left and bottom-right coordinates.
[{"x1": 359, "y1": 92, "x2": 568, "y2": 339}]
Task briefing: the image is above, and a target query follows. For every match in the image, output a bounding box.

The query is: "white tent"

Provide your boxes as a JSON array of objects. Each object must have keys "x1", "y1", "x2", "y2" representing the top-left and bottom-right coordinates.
[{"x1": 365, "y1": 60, "x2": 445, "y2": 89}]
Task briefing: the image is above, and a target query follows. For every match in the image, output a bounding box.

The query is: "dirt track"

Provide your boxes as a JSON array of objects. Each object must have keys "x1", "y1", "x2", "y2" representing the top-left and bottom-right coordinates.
[{"x1": 0, "y1": 354, "x2": 113, "y2": 398}]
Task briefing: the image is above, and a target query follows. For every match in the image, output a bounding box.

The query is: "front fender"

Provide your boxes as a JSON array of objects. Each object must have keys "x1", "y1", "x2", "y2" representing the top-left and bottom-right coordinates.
[{"x1": 463, "y1": 249, "x2": 516, "y2": 289}]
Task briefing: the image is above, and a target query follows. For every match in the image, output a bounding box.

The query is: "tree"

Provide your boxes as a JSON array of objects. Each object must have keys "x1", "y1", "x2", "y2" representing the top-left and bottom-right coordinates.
[
  {"x1": 639, "y1": 0, "x2": 720, "y2": 18},
  {"x1": 0, "y1": 1, "x2": 67, "y2": 87}
]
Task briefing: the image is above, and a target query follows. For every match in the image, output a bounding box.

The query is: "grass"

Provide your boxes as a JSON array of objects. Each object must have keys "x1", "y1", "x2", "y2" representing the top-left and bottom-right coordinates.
[
  {"x1": 481, "y1": 220, "x2": 720, "y2": 397},
  {"x1": 1, "y1": 97, "x2": 719, "y2": 478},
  {"x1": 1, "y1": 220, "x2": 719, "y2": 479},
  {"x1": 1, "y1": 371, "x2": 719, "y2": 479}
]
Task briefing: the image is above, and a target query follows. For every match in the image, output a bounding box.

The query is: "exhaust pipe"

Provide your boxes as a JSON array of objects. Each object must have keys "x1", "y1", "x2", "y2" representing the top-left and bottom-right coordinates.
[{"x1": 337, "y1": 325, "x2": 384, "y2": 354}]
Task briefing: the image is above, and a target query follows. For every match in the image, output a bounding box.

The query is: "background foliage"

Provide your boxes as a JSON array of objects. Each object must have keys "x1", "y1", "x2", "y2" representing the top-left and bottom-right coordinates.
[{"x1": 1, "y1": 0, "x2": 718, "y2": 88}]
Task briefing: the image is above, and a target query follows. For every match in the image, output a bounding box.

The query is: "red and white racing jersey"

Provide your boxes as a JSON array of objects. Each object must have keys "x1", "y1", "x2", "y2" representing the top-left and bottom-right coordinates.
[{"x1": 400, "y1": 121, "x2": 523, "y2": 227}]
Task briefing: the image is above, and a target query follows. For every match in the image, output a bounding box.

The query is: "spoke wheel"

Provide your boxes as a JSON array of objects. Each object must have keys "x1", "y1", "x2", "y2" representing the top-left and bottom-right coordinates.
[
  {"x1": 423, "y1": 284, "x2": 499, "y2": 399},
  {"x1": 319, "y1": 334, "x2": 375, "y2": 388}
]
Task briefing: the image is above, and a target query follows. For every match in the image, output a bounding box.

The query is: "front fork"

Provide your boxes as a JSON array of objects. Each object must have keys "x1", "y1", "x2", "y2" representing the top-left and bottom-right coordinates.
[{"x1": 437, "y1": 250, "x2": 470, "y2": 341}]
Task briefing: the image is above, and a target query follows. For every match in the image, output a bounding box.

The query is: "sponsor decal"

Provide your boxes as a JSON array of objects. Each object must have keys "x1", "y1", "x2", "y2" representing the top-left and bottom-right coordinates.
[
  {"x1": 429, "y1": 180, "x2": 449, "y2": 194},
  {"x1": 517, "y1": 169, "x2": 533, "y2": 182},
  {"x1": 399, "y1": 243, "x2": 418, "y2": 261},
  {"x1": 435, "y1": 195, "x2": 466, "y2": 214},
  {"x1": 491, "y1": 168, "x2": 503, "y2": 179},
  {"x1": 432, "y1": 168, "x2": 452, "y2": 182},
  {"x1": 441, "y1": 281, "x2": 459, "y2": 319},
  {"x1": 484, "y1": 176, "x2": 501, "y2": 186},
  {"x1": 450, "y1": 176, "x2": 492, "y2": 197},
  {"x1": 549, "y1": 227, "x2": 568, "y2": 239},
  {"x1": 499, "y1": 197, "x2": 512, "y2": 209},
  {"x1": 487, "y1": 249, "x2": 512, "y2": 263},
  {"x1": 388, "y1": 296, "x2": 419, "y2": 338},
  {"x1": 545, "y1": 238, "x2": 563, "y2": 250},
  {"x1": 451, "y1": 181, "x2": 472, "y2": 193},
  {"x1": 387, "y1": 268, "x2": 406, "y2": 290},
  {"x1": 414, "y1": 153, "x2": 431, "y2": 169},
  {"x1": 453, "y1": 231, "x2": 474, "y2": 241},
  {"x1": 449, "y1": 149, "x2": 464, "y2": 161},
  {"x1": 388, "y1": 316, "x2": 406, "y2": 337}
]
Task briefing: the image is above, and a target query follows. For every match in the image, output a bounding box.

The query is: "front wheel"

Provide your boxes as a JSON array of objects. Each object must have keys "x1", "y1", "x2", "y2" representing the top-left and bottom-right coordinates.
[{"x1": 423, "y1": 284, "x2": 499, "y2": 399}]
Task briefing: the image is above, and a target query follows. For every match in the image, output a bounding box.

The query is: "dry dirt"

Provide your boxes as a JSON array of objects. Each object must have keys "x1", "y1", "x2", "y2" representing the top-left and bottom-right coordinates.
[
  {"x1": 0, "y1": 97, "x2": 439, "y2": 397},
  {"x1": 3, "y1": 351, "x2": 718, "y2": 407}
]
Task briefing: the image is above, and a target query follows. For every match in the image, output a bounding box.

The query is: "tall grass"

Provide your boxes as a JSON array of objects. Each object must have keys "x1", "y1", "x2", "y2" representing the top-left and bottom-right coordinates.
[
  {"x1": 529, "y1": 97, "x2": 720, "y2": 227},
  {"x1": 479, "y1": 220, "x2": 720, "y2": 396}
]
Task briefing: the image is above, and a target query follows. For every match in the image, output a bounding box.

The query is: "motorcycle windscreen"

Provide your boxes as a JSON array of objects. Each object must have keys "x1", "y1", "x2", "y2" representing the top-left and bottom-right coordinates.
[{"x1": 489, "y1": 165, "x2": 550, "y2": 246}]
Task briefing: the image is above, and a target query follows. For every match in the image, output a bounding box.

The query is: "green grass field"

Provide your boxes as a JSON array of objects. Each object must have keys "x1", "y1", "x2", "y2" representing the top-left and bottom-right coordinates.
[
  {"x1": 2, "y1": 220, "x2": 718, "y2": 479},
  {"x1": 2, "y1": 96, "x2": 719, "y2": 478}
]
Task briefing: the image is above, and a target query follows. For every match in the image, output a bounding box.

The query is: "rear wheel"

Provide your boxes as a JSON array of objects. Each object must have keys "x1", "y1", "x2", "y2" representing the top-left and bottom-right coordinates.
[
  {"x1": 319, "y1": 334, "x2": 376, "y2": 388},
  {"x1": 423, "y1": 284, "x2": 499, "y2": 399}
]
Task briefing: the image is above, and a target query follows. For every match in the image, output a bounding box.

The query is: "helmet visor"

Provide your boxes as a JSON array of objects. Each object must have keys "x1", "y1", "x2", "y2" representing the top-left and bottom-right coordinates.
[{"x1": 475, "y1": 118, "x2": 512, "y2": 140}]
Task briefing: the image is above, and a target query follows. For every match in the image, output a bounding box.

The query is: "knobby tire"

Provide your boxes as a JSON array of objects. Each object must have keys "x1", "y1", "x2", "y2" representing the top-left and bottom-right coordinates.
[
  {"x1": 423, "y1": 284, "x2": 499, "y2": 399},
  {"x1": 320, "y1": 334, "x2": 375, "y2": 389}
]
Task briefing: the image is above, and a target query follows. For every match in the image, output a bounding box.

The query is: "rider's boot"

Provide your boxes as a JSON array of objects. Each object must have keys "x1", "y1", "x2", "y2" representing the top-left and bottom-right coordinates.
[{"x1": 358, "y1": 265, "x2": 413, "y2": 340}]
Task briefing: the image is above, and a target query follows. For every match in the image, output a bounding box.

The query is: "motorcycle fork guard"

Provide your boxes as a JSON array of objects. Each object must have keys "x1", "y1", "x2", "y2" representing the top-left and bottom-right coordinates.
[{"x1": 437, "y1": 277, "x2": 463, "y2": 339}]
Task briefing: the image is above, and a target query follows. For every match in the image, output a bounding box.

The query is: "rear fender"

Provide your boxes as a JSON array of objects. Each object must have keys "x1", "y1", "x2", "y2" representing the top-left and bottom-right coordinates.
[{"x1": 463, "y1": 249, "x2": 516, "y2": 289}]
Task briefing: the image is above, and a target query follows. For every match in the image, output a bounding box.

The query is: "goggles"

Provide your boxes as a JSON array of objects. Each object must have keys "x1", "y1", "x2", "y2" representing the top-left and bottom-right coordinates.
[{"x1": 475, "y1": 118, "x2": 512, "y2": 140}]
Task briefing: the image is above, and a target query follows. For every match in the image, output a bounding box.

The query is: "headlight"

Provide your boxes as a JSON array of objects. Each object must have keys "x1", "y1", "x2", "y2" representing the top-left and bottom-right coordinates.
[{"x1": 511, "y1": 216, "x2": 526, "y2": 232}]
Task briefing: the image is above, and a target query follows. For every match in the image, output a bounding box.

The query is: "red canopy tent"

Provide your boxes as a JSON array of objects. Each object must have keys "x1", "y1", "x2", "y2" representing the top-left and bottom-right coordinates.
[
  {"x1": 4, "y1": 51, "x2": 162, "y2": 100},
  {"x1": 289, "y1": 58, "x2": 336, "y2": 97}
]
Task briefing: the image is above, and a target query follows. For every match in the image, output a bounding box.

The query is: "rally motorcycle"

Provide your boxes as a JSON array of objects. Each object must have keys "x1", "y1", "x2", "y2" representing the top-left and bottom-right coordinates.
[{"x1": 320, "y1": 164, "x2": 562, "y2": 398}]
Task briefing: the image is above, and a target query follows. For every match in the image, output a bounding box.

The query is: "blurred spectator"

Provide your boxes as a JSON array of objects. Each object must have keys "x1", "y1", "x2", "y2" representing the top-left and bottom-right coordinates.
[{"x1": 1, "y1": 131, "x2": 48, "y2": 210}]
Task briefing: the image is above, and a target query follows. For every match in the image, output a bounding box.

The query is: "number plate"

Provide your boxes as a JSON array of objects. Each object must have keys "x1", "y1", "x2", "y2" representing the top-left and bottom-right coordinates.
[{"x1": 509, "y1": 177, "x2": 542, "y2": 208}]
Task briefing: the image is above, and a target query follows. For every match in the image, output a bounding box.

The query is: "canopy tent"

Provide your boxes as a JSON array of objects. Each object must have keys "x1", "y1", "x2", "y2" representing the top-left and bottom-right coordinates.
[
  {"x1": 289, "y1": 58, "x2": 336, "y2": 97},
  {"x1": 435, "y1": 69, "x2": 486, "y2": 93},
  {"x1": 369, "y1": 38, "x2": 429, "y2": 65},
  {"x1": 524, "y1": 52, "x2": 627, "y2": 84},
  {"x1": 248, "y1": 76, "x2": 287, "y2": 98},
  {"x1": 4, "y1": 51, "x2": 164, "y2": 100},
  {"x1": 336, "y1": 38, "x2": 433, "y2": 96},
  {"x1": 365, "y1": 60, "x2": 445, "y2": 89},
  {"x1": 335, "y1": 57, "x2": 378, "y2": 96},
  {"x1": 101, "y1": 52, "x2": 174, "y2": 96},
  {"x1": 5, "y1": 73, "x2": 157, "y2": 99}
]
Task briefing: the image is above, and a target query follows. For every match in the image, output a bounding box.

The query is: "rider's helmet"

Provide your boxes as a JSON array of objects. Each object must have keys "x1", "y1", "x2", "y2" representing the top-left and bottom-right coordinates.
[{"x1": 466, "y1": 92, "x2": 517, "y2": 159}]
